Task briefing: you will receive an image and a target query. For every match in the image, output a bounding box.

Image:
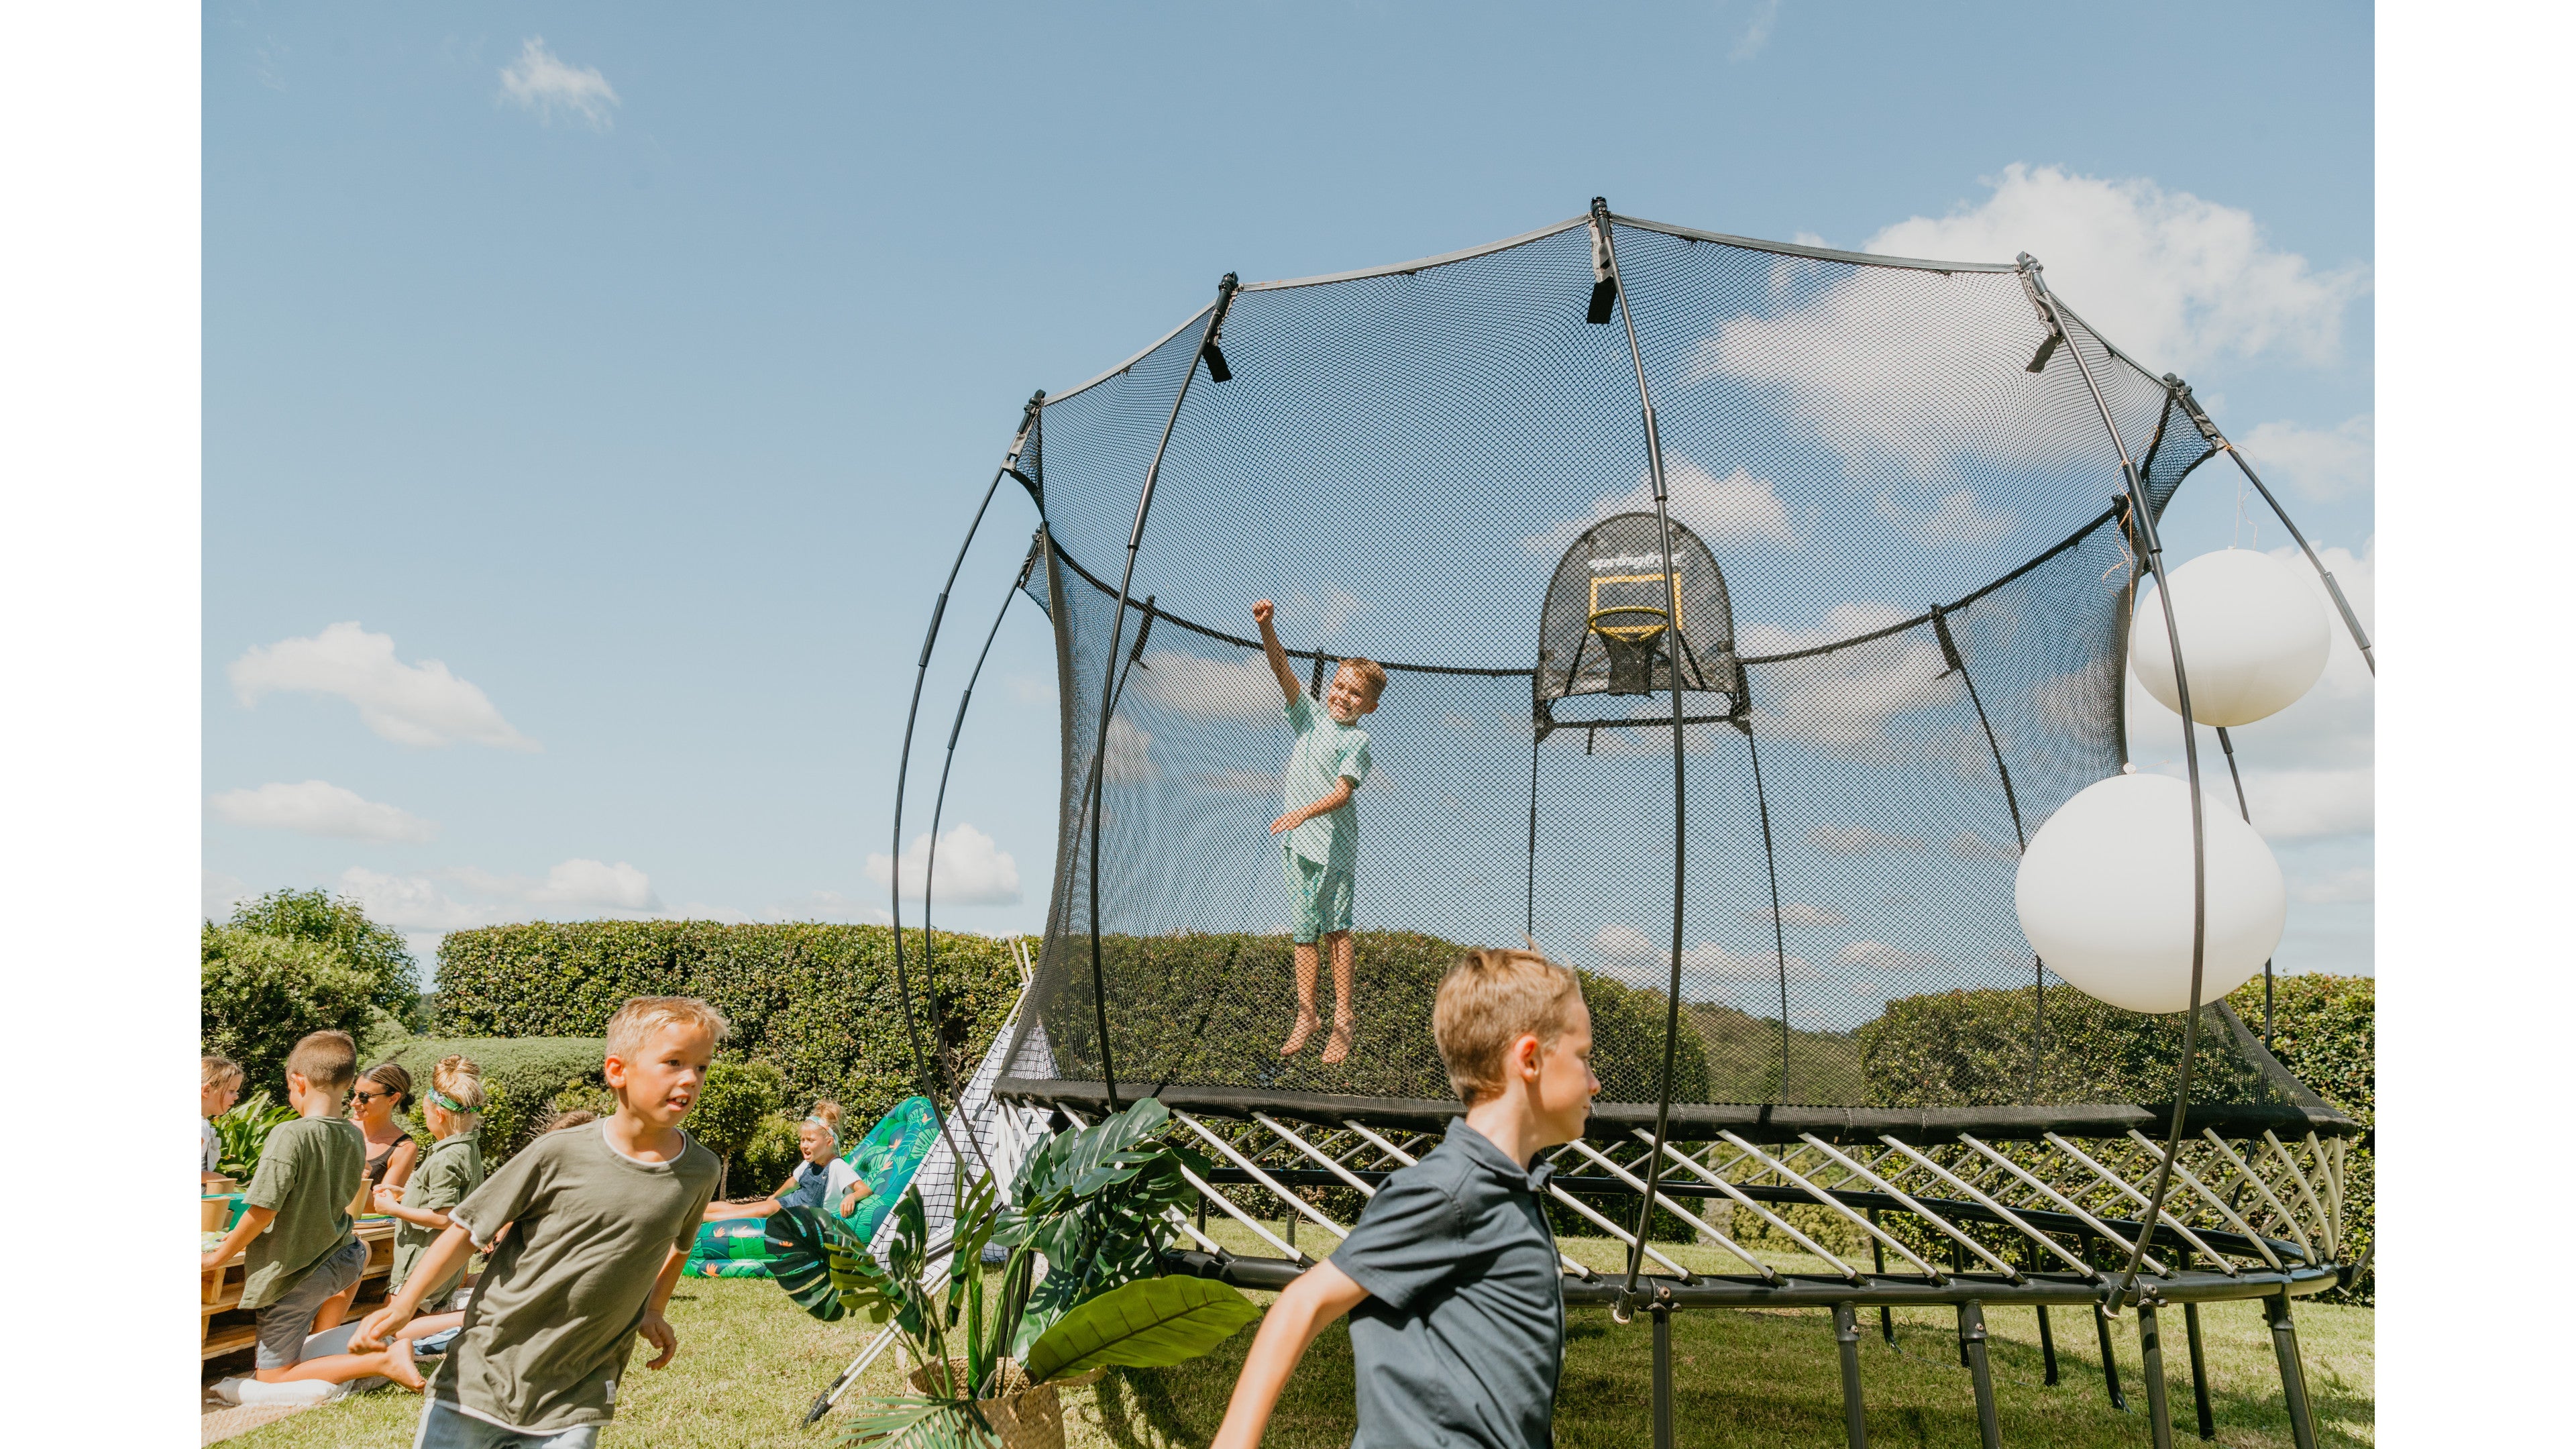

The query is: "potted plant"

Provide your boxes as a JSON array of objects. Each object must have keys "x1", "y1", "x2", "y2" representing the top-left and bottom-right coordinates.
[{"x1": 779, "y1": 1099, "x2": 1263, "y2": 1448}]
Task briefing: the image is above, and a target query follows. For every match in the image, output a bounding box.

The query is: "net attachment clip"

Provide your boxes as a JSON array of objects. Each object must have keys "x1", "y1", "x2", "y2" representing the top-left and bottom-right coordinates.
[
  {"x1": 2016, "y1": 253, "x2": 2065, "y2": 373},
  {"x1": 1587, "y1": 199, "x2": 1619, "y2": 323}
]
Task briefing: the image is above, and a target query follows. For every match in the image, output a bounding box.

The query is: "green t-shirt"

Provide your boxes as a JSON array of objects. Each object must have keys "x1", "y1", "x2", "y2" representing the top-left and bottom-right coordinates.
[
  {"x1": 435, "y1": 1122, "x2": 721, "y2": 1433},
  {"x1": 391, "y1": 1127, "x2": 486, "y2": 1301},
  {"x1": 1281, "y1": 692, "x2": 1372, "y2": 870},
  {"x1": 238, "y1": 1116, "x2": 364, "y2": 1311}
]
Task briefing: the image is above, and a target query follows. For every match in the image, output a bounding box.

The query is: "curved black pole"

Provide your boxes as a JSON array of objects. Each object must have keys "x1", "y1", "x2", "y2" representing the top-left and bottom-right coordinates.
[
  {"x1": 1525, "y1": 727, "x2": 1544, "y2": 939},
  {"x1": 888, "y1": 393, "x2": 1042, "y2": 1179},
  {"x1": 1079, "y1": 275, "x2": 1240, "y2": 1112},
  {"x1": 1741, "y1": 726, "x2": 1791, "y2": 1095},
  {"x1": 915, "y1": 555, "x2": 1034, "y2": 1186},
  {"x1": 1593, "y1": 199, "x2": 1689, "y2": 1310},
  {"x1": 2168, "y1": 378, "x2": 2375, "y2": 674},
  {"x1": 2021, "y1": 257, "x2": 2208, "y2": 1316}
]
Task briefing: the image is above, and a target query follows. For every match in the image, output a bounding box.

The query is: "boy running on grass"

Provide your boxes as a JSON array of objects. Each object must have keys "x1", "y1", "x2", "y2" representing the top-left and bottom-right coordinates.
[
  {"x1": 355, "y1": 998, "x2": 726, "y2": 1447},
  {"x1": 1254, "y1": 598, "x2": 1387, "y2": 1065},
  {"x1": 1213, "y1": 946, "x2": 1601, "y2": 1449}
]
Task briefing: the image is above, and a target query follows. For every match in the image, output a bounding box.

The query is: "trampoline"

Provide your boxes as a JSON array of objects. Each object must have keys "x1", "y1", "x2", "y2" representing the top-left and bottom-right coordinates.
[{"x1": 885, "y1": 203, "x2": 2373, "y2": 1449}]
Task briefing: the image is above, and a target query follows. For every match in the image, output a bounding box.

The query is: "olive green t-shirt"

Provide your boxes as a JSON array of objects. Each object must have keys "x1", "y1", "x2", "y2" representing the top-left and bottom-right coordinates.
[
  {"x1": 238, "y1": 1115, "x2": 364, "y2": 1311},
  {"x1": 435, "y1": 1122, "x2": 720, "y2": 1433},
  {"x1": 390, "y1": 1127, "x2": 486, "y2": 1301}
]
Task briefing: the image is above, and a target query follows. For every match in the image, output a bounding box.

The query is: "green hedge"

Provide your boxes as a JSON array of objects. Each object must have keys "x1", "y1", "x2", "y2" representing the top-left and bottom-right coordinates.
[
  {"x1": 1034, "y1": 930, "x2": 1709, "y2": 1105},
  {"x1": 202, "y1": 924, "x2": 381, "y2": 1098},
  {"x1": 374, "y1": 1036, "x2": 608, "y2": 1165},
  {"x1": 433, "y1": 922, "x2": 1023, "y2": 1130},
  {"x1": 2231, "y1": 972, "x2": 2372, "y2": 1303}
]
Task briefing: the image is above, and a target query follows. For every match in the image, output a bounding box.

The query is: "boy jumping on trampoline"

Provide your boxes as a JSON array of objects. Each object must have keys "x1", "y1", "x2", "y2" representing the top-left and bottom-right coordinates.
[
  {"x1": 1253, "y1": 598, "x2": 1385, "y2": 1065},
  {"x1": 1212, "y1": 945, "x2": 1599, "y2": 1449}
]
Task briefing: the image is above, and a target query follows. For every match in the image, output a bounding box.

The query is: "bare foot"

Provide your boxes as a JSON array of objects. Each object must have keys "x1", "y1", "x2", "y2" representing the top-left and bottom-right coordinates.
[
  {"x1": 1320, "y1": 1022, "x2": 1354, "y2": 1065},
  {"x1": 1280, "y1": 1014, "x2": 1321, "y2": 1056},
  {"x1": 382, "y1": 1338, "x2": 425, "y2": 1393}
]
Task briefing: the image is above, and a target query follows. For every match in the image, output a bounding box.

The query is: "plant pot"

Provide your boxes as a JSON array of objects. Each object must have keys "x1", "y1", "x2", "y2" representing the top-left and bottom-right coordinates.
[{"x1": 906, "y1": 1358, "x2": 1082, "y2": 1449}]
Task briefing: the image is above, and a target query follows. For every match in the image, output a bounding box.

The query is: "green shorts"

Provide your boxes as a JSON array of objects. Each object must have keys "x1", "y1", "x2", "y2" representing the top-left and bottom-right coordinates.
[{"x1": 1285, "y1": 849, "x2": 1353, "y2": 943}]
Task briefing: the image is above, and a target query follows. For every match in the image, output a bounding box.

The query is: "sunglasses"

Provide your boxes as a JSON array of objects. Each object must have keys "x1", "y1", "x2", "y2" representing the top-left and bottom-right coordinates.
[{"x1": 351, "y1": 1089, "x2": 390, "y2": 1106}]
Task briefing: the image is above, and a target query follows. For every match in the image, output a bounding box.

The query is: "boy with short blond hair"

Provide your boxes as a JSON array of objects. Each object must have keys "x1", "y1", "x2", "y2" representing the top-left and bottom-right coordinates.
[
  {"x1": 358, "y1": 997, "x2": 727, "y2": 1446},
  {"x1": 1214, "y1": 947, "x2": 1599, "y2": 1449},
  {"x1": 203, "y1": 1054, "x2": 244, "y2": 1183},
  {"x1": 1253, "y1": 598, "x2": 1388, "y2": 1065},
  {"x1": 201, "y1": 1030, "x2": 427, "y2": 1391}
]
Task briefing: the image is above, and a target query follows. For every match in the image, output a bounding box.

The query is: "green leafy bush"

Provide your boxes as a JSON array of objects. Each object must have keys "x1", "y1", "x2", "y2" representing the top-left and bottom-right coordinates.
[
  {"x1": 693, "y1": 1059, "x2": 787, "y2": 1197},
  {"x1": 375, "y1": 1036, "x2": 608, "y2": 1165},
  {"x1": 434, "y1": 922, "x2": 1023, "y2": 1126},
  {"x1": 211, "y1": 1091, "x2": 301, "y2": 1183},
  {"x1": 223, "y1": 887, "x2": 421, "y2": 1023},
  {"x1": 201, "y1": 925, "x2": 380, "y2": 1097},
  {"x1": 738, "y1": 1112, "x2": 807, "y2": 1197},
  {"x1": 1041, "y1": 930, "x2": 1709, "y2": 1104}
]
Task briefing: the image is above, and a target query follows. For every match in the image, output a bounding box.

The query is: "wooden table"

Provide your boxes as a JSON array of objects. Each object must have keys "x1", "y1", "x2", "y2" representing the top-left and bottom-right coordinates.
[{"x1": 201, "y1": 1218, "x2": 398, "y2": 1360}]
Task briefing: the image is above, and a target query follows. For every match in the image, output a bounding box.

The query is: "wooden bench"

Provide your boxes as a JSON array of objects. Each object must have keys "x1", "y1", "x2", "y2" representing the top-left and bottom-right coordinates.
[{"x1": 203, "y1": 1218, "x2": 398, "y2": 1360}]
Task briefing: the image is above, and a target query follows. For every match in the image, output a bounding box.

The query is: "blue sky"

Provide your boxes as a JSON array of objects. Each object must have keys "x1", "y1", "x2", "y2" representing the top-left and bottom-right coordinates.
[{"x1": 201, "y1": 2, "x2": 2372, "y2": 983}]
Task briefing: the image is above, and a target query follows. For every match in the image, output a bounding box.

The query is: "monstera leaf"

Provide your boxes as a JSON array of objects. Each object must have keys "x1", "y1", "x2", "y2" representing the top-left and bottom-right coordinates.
[{"x1": 1021, "y1": 1276, "x2": 1263, "y2": 1385}]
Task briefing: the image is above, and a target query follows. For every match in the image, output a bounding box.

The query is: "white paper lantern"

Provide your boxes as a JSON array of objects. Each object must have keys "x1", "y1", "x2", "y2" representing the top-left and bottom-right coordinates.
[
  {"x1": 2015, "y1": 772, "x2": 2286, "y2": 1014},
  {"x1": 2129, "y1": 548, "x2": 2328, "y2": 727}
]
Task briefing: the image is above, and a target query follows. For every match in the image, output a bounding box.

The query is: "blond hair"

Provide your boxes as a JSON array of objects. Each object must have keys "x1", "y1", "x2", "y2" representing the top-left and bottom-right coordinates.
[
  {"x1": 203, "y1": 1055, "x2": 244, "y2": 1091},
  {"x1": 285, "y1": 1030, "x2": 358, "y2": 1093},
  {"x1": 1433, "y1": 947, "x2": 1583, "y2": 1106},
  {"x1": 429, "y1": 1055, "x2": 486, "y2": 1118},
  {"x1": 804, "y1": 1099, "x2": 844, "y2": 1137},
  {"x1": 603, "y1": 996, "x2": 730, "y2": 1065},
  {"x1": 1337, "y1": 657, "x2": 1389, "y2": 703}
]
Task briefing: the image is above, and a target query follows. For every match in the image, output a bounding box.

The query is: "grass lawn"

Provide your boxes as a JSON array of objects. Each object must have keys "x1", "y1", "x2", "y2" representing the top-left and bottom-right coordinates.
[{"x1": 228, "y1": 1228, "x2": 2369, "y2": 1448}]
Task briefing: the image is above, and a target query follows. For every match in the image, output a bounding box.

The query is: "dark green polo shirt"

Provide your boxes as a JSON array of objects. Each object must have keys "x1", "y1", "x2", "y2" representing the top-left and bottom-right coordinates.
[{"x1": 1330, "y1": 1117, "x2": 1565, "y2": 1449}]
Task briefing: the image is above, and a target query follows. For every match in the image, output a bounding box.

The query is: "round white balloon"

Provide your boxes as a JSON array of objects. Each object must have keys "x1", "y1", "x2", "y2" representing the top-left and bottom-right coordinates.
[
  {"x1": 2129, "y1": 548, "x2": 2328, "y2": 727},
  {"x1": 2015, "y1": 772, "x2": 2286, "y2": 1015}
]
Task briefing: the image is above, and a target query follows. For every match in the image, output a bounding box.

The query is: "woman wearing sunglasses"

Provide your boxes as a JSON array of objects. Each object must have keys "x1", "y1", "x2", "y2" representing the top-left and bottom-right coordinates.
[{"x1": 345, "y1": 1063, "x2": 422, "y2": 1210}]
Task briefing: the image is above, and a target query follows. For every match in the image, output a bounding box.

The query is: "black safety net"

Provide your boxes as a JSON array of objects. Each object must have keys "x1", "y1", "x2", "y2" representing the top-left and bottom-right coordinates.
[{"x1": 990, "y1": 213, "x2": 2349, "y2": 1140}]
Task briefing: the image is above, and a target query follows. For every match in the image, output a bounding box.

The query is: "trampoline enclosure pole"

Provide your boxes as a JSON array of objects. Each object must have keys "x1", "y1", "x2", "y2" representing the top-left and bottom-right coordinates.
[
  {"x1": 2023, "y1": 258, "x2": 2210, "y2": 1317},
  {"x1": 1591, "y1": 198, "x2": 1688, "y2": 1307},
  {"x1": 1082, "y1": 276, "x2": 1239, "y2": 1112},
  {"x1": 2171, "y1": 378, "x2": 2375, "y2": 674},
  {"x1": 888, "y1": 394, "x2": 1040, "y2": 1174}
]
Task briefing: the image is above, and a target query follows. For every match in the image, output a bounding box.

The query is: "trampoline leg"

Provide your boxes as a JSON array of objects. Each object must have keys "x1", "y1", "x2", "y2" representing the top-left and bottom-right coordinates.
[
  {"x1": 2095, "y1": 1301, "x2": 2127, "y2": 1411},
  {"x1": 1833, "y1": 1303, "x2": 1868, "y2": 1449},
  {"x1": 1870, "y1": 1214, "x2": 1892, "y2": 1344},
  {"x1": 2137, "y1": 1302, "x2": 2175, "y2": 1449},
  {"x1": 2036, "y1": 1305, "x2": 2059, "y2": 1386},
  {"x1": 1957, "y1": 1301, "x2": 2001, "y2": 1449},
  {"x1": 2265, "y1": 1293, "x2": 2320, "y2": 1449},
  {"x1": 1651, "y1": 1303, "x2": 1674, "y2": 1449},
  {"x1": 2183, "y1": 1301, "x2": 2214, "y2": 1440}
]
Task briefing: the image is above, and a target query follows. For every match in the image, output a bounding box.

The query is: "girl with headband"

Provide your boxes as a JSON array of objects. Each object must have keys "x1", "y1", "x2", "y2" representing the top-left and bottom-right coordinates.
[
  {"x1": 374, "y1": 1056, "x2": 488, "y2": 1311},
  {"x1": 704, "y1": 1099, "x2": 867, "y2": 1222}
]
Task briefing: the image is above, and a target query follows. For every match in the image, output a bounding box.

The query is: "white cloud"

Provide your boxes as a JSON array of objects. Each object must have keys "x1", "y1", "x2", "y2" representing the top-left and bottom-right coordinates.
[
  {"x1": 210, "y1": 780, "x2": 438, "y2": 843},
  {"x1": 2236, "y1": 415, "x2": 2373, "y2": 502},
  {"x1": 1806, "y1": 823, "x2": 1927, "y2": 856},
  {"x1": 1688, "y1": 166, "x2": 2364, "y2": 475},
  {"x1": 1277, "y1": 587, "x2": 1370, "y2": 645},
  {"x1": 1525, "y1": 455, "x2": 1796, "y2": 554},
  {"x1": 1839, "y1": 941, "x2": 1942, "y2": 974},
  {"x1": 867, "y1": 823, "x2": 1022, "y2": 906},
  {"x1": 339, "y1": 857, "x2": 665, "y2": 932},
  {"x1": 1126, "y1": 650, "x2": 1283, "y2": 721},
  {"x1": 2237, "y1": 766, "x2": 2373, "y2": 840},
  {"x1": 1731, "y1": 0, "x2": 1782, "y2": 60},
  {"x1": 203, "y1": 869, "x2": 250, "y2": 921},
  {"x1": 1739, "y1": 602, "x2": 1955, "y2": 757},
  {"x1": 498, "y1": 36, "x2": 619, "y2": 131},
  {"x1": 1875, "y1": 489, "x2": 2019, "y2": 547},
  {"x1": 229, "y1": 622, "x2": 537, "y2": 751},
  {"x1": 1864, "y1": 164, "x2": 2367, "y2": 372},
  {"x1": 1946, "y1": 831, "x2": 2021, "y2": 863},
  {"x1": 445, "y1": 858, "x2": 660, "y2": 910},
  {"x1": 2292, "y1": 867, "x2": 2373, "y2": 905},
  {"x1": 1102, "y1": 716, "x2": 1158, "y2": 784}
]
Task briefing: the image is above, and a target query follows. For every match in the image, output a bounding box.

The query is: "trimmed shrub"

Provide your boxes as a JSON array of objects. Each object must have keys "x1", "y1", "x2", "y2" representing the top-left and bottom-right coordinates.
[
  {"x1": 434, "y1": 922, "x2": 1024, "y2": 1129},
  {"x1": 223, "y1": 887, "x2": 421, "y2": 1022},
  {"x1": 693, "y1": 1059, "x2": 787, "y2": 1197},
  {"x1": 201, "y1": 925, "x2": 379, "y2": 1097},
  {"x1": 1040, "y1": 930, "x2": 1709, "y2": 1105},
  {"x1": 376, "y1": 1036, "x2": 608, "y2": 1165}
]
